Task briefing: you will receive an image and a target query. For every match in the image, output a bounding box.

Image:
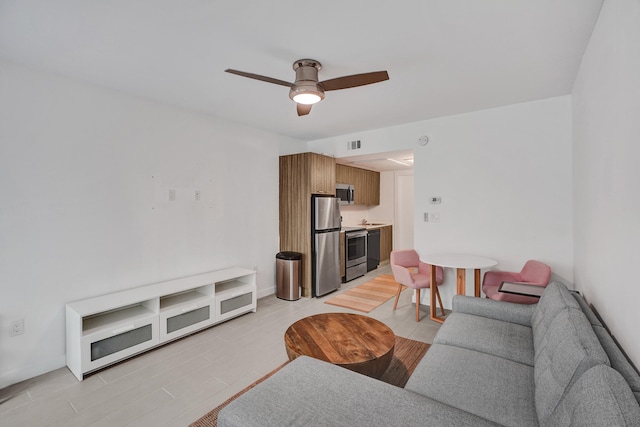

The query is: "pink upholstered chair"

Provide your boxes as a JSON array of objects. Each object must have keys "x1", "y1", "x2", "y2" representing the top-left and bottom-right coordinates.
[
  {"x1": 390, "y1": 250, "x2": 444, "y2": 321},
  {"x1": 482, "y1": 260, "x2": 551, "y2": 304}
]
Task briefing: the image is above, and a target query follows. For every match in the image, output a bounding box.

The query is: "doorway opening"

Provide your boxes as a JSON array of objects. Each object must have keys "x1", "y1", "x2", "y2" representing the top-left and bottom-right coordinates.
[{"x1": 336, "y1": 149, "x2": 414, "y2": 252}]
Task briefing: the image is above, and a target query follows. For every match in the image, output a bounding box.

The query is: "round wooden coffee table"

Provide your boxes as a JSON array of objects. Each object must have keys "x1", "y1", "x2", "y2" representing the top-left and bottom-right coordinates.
[{"x1": 284, "y1": 313, "x2": 395, "y2": 378}]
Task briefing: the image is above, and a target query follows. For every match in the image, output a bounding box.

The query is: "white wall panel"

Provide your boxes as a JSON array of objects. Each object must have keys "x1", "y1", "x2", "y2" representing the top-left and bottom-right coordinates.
[{"x1": 572, "y1": 0, "x2": 640, "y2": 367}]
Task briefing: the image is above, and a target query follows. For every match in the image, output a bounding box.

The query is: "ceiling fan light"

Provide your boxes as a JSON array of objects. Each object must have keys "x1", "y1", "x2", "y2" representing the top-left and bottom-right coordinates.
[
  {"x1": 293, "y1": 92, "x2": 322, "y2": 105},
  {"x1": 289, "y1": 82, "x2": 325, "y2": 105}
]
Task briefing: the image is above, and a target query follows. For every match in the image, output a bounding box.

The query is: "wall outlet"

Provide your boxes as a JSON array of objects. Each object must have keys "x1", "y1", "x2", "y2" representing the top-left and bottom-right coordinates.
[
  {"x1": 194, "y1": 190, "x2": 201, "y2": 201},
  {"x1": 11, "y1": 319, "x2": 24, "y2": 336},
  {"x1": 168, "y1": 189, "x2": 176, "y2": 202},
  {"x1": 424, "y1": 212, "x2": 429, "y2": 222}
]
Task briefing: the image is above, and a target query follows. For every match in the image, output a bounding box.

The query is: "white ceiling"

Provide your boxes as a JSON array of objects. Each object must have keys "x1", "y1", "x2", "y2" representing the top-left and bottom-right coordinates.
[
  {"x1": 0, "y1": 0, "x2": 602, "y2": 141},
  {"x1": 337, "y1": 150, "x2": 415, "y2": 172}
]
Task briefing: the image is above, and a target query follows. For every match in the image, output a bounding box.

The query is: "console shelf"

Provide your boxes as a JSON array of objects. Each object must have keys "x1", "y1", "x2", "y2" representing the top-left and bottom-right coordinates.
[
  {"x1": 66, "y1": 267, "x2": 256, "y2": 381},
  {"x1": 82, "y1": 303, "x2": 156, "y2": 336},
  {"x1": 160, "y1": 286, "x2": 212, "y2": 311}
]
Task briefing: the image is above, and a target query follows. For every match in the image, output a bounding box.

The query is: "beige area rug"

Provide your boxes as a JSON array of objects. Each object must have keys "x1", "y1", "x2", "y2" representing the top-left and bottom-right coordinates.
[
  {"x1": 324, "y1": 274, "x2": 406, "y2": 312},
  {"x1": 189, "y1": 336, "x2": 430, "y2": 427}
]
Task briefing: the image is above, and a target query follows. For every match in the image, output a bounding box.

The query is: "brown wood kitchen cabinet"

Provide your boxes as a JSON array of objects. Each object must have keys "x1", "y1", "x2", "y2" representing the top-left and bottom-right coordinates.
[
  {"x1": 364, "y1": 169, "x2": 380, "y2": 206},
  {"x1": 379, "y1": 225, "x2": 393, "y2": 263},
  {"x1": 335, "y1": 164, "x2": 353, "y2": 188},
  {"x1": 336, "y1": 164, "x2": 380, "y2": 206},
  {"x1": 309, "y1": 154, "x2": 336, "y2": 195},
  {"x1": 279, "y1": 152, "x2": 336, "y2": 297}
]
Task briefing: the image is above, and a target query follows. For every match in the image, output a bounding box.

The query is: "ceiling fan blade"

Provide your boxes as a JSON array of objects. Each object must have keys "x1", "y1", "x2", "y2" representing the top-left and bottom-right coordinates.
[
  {"x1": 320, "y1": 71, "x2": 389, "y2": 91},
  {"x1": 297, "y1": 103, "x2": 312, "y2": 116},
  {"x1": 225, "y1": 69, "x2": 293, "y2": 88}
]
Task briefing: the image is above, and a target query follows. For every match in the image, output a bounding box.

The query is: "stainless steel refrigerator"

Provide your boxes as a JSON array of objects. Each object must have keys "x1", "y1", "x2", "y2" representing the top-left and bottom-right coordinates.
[{"x1": 311, "y1": 196, "x2": 341, "y2": 297}]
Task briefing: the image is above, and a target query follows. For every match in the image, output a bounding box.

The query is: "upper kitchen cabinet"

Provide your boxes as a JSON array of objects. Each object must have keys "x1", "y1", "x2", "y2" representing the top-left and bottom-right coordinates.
[
  {"x1": 280, "y1": 152, "x2": 335, "y2": 197},
  {"x1": 336, "y1": 164, "x2": 354, "y2": 186},
  {"x1": 336, "y1": 164, "x2": 380, "y2": 206},
  {"x1": 364, "y1": 169, "x2": 380, "y2": 206},
  {"x1": 309, "y1": 153, "x2": 336, "y2": 195}
]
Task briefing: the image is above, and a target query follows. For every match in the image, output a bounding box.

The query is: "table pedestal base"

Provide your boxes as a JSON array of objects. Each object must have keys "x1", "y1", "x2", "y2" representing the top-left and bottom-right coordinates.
[{"x1": 429, "y1": 266, "x2": 489, "y2": 324}]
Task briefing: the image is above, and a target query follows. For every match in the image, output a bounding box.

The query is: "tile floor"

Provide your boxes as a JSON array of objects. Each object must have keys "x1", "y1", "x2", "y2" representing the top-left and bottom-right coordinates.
[{"x1": 0, "y1": 265, "x2": 444, "y2": 426}]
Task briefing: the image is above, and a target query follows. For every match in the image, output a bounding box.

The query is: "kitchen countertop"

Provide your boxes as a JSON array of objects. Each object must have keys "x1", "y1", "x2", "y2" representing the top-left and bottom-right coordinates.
[
  {"x1": 341, "y1": 226, "x2": 365, "y2": 233},
  {"x1": 344, "y1": 223, "x2": 391, "y2": 230}
]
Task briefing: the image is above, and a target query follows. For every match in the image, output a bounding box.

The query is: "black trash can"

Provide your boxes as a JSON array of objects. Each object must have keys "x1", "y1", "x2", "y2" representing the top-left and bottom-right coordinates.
[{"x1": 276, "y1": 252, "x2": 302, "y2": 301}]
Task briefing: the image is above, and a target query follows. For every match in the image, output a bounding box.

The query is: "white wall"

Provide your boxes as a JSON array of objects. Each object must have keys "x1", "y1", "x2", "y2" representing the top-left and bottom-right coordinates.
[
  {"x1": 415, "y1": 97, "x2": 573, "y2": 305},
  {"x1": 339, "y1": 205, "x2": 370, "y2": 226},
  {"x1": 310, "y1": 96, "x2": 574, "y2": 308},
  {"x1": 368, "y1": 171, "x2": 396, "y2": 225},
  {"x1": 0, "y1": 61, "x2": 299, "y2": 387},
  {"x1": 393, "y1": 171, "x2": 414, "y2": 251},
  {"x1": 572, "y1": 0, "x2": 640, "y2": 367}
]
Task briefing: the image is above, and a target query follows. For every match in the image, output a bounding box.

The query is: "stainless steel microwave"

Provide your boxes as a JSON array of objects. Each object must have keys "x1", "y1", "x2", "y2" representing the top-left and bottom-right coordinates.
[{"x1": 336, "y1": 183, "x2": 354, "y2": 205}]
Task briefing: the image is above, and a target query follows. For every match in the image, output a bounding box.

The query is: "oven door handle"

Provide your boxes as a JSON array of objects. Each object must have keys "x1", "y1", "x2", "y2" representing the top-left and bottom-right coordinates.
[{"x1": 346, "y1": 231, "x2": 368, "y2": 239}]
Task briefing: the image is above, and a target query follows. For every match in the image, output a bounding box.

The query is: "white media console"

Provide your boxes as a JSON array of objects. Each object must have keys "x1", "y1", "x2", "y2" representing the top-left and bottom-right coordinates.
[{"x1": 65, "y1": 267, "x2": 257, "y2": 381}]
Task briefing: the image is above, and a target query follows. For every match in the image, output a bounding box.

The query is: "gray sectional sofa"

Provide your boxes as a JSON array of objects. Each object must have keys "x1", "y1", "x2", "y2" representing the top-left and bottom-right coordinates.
[{"x1": 219, "y1": 282, "x2": 640, "y2": 426}]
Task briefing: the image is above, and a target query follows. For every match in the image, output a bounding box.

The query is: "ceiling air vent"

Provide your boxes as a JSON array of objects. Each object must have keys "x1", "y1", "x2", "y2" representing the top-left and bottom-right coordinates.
[{"x1": 347, "y1": 140, "x2": 361, "y2": 150}]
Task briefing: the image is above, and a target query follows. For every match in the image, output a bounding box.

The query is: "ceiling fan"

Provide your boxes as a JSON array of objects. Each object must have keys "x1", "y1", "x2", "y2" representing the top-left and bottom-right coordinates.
[{"x1": 225, "y1": 59, "x2": 389, "y2": 116}]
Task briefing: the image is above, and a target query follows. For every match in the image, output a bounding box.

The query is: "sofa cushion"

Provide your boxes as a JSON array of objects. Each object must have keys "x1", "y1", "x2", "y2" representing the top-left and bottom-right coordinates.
[
  {"x1": 533, "y1": 308, "x2": 610, "y2": 423},
  {"x1": 593, "y1": 325, "x2": 640, "y2": 405},
  {"x1": 531, "y1": 282, "x2": 580, "y2": 346},
  {"x1": 405, "y1": 344, "x2": 537, "y2": 427},
  {"x1": 544, "y1": 365, "x2": 640, "y2": 427},
  {"x1": 572, "y1": 292, "x2": 603, "y2": 327},
  {"x1": 452, "y1": 295, "x2": 535, "y2": 326},
  {"x1": 433, "y1": 312, "x2": 534, "y2": 366},
  {"x1": 218, "y1": 356, "x2": 502, "y2": 427}
]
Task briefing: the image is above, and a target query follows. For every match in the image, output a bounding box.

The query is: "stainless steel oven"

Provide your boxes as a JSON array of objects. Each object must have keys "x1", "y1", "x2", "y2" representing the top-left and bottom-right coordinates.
[{"x1": 344, "y1": 228, "x2": 367, "y2": 281}]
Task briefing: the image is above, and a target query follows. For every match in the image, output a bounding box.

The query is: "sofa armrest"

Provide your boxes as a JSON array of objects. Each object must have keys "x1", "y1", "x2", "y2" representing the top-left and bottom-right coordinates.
[{"x1": 452, "y1": 295, "x2": 534, "y2": 326}]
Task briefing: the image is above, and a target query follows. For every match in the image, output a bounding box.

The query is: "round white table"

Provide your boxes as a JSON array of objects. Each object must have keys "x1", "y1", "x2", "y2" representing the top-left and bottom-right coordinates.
[{"x1": 420, "y1": 254, "x2": 498, "y2": 323}]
